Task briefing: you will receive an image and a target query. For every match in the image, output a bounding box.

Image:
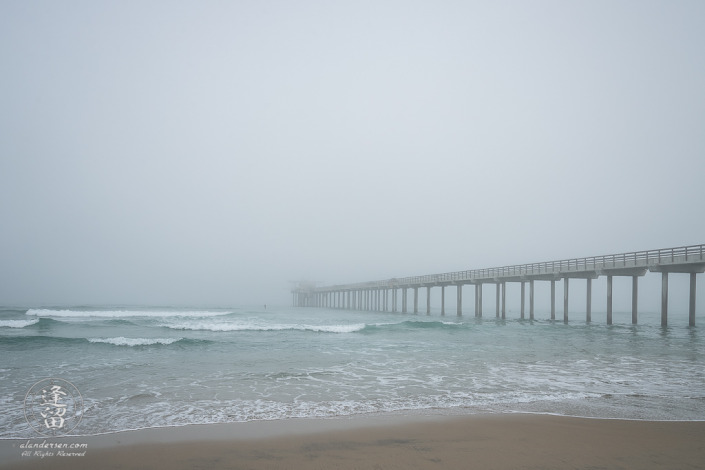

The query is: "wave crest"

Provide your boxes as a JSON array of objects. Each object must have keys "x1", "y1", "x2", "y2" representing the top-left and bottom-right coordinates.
[
  {"x1": 0, "y1": 319, "x2": 39, "y2": 328},
  {"x1": 26, "y1": 309, "x2": 232, "y2": 319},
  {"x1": 88, "y1": 337, "x2": 183, "y2": 347},
  {"x1": 163, "y1": 321, "x2": 366, "y2": 333}
]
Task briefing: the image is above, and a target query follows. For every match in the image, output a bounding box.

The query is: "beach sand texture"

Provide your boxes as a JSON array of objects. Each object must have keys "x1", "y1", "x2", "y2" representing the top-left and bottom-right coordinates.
[{"x1": 3, "y1": 414, "x2": 705, "y2": 470}]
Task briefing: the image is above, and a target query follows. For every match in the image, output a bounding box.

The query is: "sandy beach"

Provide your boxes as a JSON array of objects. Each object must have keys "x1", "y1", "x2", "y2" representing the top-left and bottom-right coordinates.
[{"x1": 3, "y1": 413, "x2": 705, "y2": 470}]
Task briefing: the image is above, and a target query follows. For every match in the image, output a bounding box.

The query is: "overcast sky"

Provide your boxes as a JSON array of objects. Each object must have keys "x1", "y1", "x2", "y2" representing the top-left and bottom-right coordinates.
[{"x1": 1, "y1": 1, "x2": 703, "y2": 307}]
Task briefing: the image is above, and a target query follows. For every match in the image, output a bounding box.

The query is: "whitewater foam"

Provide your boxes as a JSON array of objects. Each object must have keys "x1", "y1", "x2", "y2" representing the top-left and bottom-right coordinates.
[
  {"x1": 88, "y1": 337, "x2": 183, "y2": 347},
  {"x1": 27, "y1": 309, "x2": 232, "y2": 318},
  {"x1": 163, "y1": 321, "x2": 366, "y2": 333},
  {"x1": 0, "y1": 319, "x2": 39, "y2": 328}
]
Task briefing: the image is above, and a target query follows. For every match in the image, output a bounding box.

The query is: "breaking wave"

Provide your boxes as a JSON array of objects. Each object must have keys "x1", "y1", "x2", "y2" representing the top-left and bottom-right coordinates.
[
  {"x1": 0, "y1": 319, "x2": 39, "y2": 328},
  {"x1": 87, "y1": 337, "x2": 184, "y2": 347},
  {"x1": 162, "y1": 321, "x2": 366, "y2": 333},
  {"x1": 26, "y1": 309, "x2": 233, "y2": 318}
]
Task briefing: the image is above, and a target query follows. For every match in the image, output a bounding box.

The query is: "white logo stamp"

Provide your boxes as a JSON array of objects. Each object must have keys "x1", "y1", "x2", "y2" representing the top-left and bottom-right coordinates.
[{"x1": 24, "y1": 378, "x2": 83, "y2": 437}]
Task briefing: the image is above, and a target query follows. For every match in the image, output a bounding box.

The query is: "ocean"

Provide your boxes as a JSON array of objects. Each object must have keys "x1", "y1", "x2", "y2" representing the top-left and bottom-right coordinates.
[{"x1": 1, "y1": 304, "x2": 704, "y2": 438}]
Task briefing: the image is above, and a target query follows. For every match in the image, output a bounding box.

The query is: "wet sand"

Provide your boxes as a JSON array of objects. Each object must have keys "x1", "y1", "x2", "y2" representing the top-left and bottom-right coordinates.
[{"x1": 3, "y1": 413, "x2": 705, "y2": 469}]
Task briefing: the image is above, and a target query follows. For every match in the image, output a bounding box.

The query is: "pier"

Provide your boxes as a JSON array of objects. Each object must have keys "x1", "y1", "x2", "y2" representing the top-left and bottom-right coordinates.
[{"x1": 292, "y1": 244, "x2": 705, "y2": 326}]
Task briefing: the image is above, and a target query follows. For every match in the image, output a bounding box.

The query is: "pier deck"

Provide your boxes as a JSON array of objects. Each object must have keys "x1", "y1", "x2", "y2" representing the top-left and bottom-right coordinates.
[{"x1": 293, "y1": 244, "x2": 705, "y2": 326}]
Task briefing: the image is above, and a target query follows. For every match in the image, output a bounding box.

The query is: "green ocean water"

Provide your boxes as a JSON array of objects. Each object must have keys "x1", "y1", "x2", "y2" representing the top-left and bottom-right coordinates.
[{"x1": 1, "y1": 304, "x2": 704, "y2": 438}]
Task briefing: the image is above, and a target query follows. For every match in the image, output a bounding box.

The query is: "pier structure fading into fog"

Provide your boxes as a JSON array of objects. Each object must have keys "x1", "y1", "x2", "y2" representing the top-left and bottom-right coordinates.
[{"x1": 293, "y1": 244, "x2": 705, "y2": 326}]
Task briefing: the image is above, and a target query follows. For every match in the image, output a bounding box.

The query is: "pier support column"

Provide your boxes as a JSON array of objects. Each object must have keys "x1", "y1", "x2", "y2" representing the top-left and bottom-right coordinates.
[
  {"x1": 661, "y1": 272, "x2": 668, "y2": 327},
  {"x1": 393, "y1": 289, "x2": 397, "y2": 312},
  {"x1": 520, "y1": 282, "x2": 525, "y2": 320},
  {"x1": 426, "y1": 286, "x2": 431, "y2": 315},
  {"x1": 563, "y1": 278, "x2": 569, "y2": 323},
  {"x1": 586, "y1": 278, "x2": 592, "y2": 323},
  {"x1": 496, "y1": 283, "x2": 500, "y2": 318},
  {"x1": 501, "y1": 282, "x2": 506, "y2": 319},
  {"x1": 690, "y1": 273, "x2": 697, "y2": 327},
  {"x1": 457, "y1": 284, "x2": 463, "y2": 316},
  {"x1": 632, "y1": 276, "x2": 638, "y2": 325},
  {"x1": 530, "y1": 280, "x2": 535, "y2": 320},
  {"x1": 413, "y1": 287, "x2": 419, "y2": 314},
  {"x1": 441, "y1": 286, "x2": 445, "y2": 316},
  {"x1": 607, "y1": 275, "x2": 613, "y2": 325},
  {"x1": 478, "y1": 284, "x2": 483, "y2": 317},
  {"x1": 550, "y1": 280, "x2": 556, "y2": 320},
  {"x1": 474, "y1": 284, "x2": 479, "y2": 317},
  {"x1": 402, "y1": 288, "x2": 408, "y2": 313}
]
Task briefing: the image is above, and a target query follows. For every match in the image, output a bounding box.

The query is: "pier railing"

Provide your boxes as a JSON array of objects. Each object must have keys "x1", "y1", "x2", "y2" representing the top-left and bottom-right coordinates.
[{"x1": 312, "y1": 244, "x2": 705, "y2": 292}]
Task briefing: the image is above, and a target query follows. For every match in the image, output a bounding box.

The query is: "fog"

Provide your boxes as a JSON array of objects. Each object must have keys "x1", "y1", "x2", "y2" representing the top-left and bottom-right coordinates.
[{"x1": 1, "y1": 1, "x2": 703, "y2": 307}]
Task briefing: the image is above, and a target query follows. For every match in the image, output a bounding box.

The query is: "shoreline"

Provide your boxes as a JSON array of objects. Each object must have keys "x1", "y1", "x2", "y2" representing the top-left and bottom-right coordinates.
[{"x1": 3, "y1": 412, "x2": 705, "y2": 469}]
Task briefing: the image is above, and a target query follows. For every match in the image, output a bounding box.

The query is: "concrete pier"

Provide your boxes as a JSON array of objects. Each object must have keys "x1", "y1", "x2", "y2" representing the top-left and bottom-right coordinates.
[
  {"x1": 441, "y1": 285, "x2": 445, "y2": 315},
  {"x1": 426, "y1": 286, "x2": 431, "y2": 315},
  {"x1": 530, "y1": 280, "x2": 535, "y2": 320},
  {"x1": 690, "y1": 273, "x2": 697, "y2": 327},
  {"x1": 457, "y1": 284, "x2": 463, "y2": 316},
  {"x1": 294, "y1": 244, "x2": 705, "y2": 327},
  {"x1": 650, "y1": 261, "x2": 705, "y2": 327},
  {"x1": 662, "y1": 272, "x2": 668, "y2": 327},
  {"x1": 501, "y1": 282, "x2": 506, "y2": 320},
  {"x1": 520, "y1": 282, "x2": 525, "y2": 320},
  {"x1": 478, "y1": 284, "x2": 483, "y2": 317},
  {"x1": 586, "y1": 278, "x2": 592, "y2": 322},
  {"x1": 607, "y1": 275, "x2": 613, "y2": 325},
  {"x1": 550, "y1": 280, "x2": 556, "y2": 321},
  {"x1": 632, "y1": 276, "x2": 638, "y2": 324},
  {"x1": 563, "y1": 278, "x2": 569, "y2": 323}
]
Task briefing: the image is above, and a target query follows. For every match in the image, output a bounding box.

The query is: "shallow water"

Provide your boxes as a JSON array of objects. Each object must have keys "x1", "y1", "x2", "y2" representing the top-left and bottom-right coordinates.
[{"x1": 1, "y1": 305, "x2": 703, "y2": 437}]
